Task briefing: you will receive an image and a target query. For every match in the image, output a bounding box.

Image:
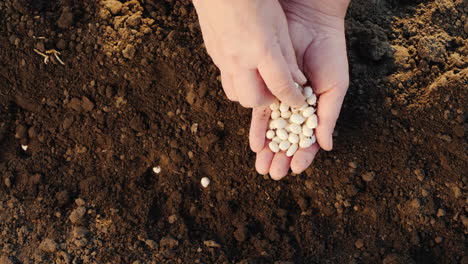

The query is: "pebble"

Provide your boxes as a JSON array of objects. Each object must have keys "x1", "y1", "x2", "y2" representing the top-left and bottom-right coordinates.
[
  {"x1": 355, "y1": 239, "x2": 364, "y2": 249},
  {"x1": 362, "y1": 171, "x2": 375, "y2": 182}
]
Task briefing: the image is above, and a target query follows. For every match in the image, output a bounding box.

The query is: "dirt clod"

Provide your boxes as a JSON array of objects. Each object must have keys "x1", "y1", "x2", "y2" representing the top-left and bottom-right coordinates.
[{"x1": 39, "y1": 238, "x2": 58, "y2": 253}]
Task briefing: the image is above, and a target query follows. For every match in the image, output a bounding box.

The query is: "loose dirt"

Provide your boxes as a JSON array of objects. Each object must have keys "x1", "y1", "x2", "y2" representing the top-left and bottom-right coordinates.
[{"x1": 0, "y1": 0, "x2": 466, "y2": 263}]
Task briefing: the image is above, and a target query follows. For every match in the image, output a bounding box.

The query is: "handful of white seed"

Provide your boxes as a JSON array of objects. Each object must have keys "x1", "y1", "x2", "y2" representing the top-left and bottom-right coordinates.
[{"x1": 266, "y1": 83, "x2": 317, "y2": 157}]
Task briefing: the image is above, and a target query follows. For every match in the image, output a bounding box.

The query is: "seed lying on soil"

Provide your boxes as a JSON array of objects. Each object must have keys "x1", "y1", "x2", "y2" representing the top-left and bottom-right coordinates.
[
  {"x1": 201, "y1": 177, "x2": 210, "y2": 188},
  {"x1": 152, "y1": 166, "x2": 161, "y2": 174},
  {"x1": 266, "y1": 83, "x2": 317, "y2": 157}
]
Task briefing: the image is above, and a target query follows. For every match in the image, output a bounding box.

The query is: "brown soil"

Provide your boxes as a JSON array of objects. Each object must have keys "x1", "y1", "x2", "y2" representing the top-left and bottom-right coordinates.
[{"x1": 0, "y1": 0, "x2": 467, "y2": 263}]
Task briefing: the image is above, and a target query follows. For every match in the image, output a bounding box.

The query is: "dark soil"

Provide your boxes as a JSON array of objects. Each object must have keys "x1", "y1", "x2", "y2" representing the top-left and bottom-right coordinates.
[{"x1": 0, "y1": 0, "x2": 467, "y2": 263}]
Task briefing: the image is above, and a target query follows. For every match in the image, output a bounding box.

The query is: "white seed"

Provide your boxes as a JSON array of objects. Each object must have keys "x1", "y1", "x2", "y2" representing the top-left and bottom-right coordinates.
[
  {"x1": 279, "y1": 102, "x2": 289, "y2": 112},
  {"x1": 272, "y1": 118, "x2": 287, "y2": 129},
  {"x1": 201, "y1": 177, "x2": 210, "y2": 188},
  {"x1": 303, "y1": 86, "x2": 313, "y2": 98},
  {"x1": 268, "y1": 120, "x2": 275, "y2": 130},
  {"x1": 299, "y1": 137, "x2": 314, "y2": 149},
  {"x1": 280, "y1": 110, "x2": 291, "y2": 119},
  {"x1": 269, "y1": 141, "x2": 280, "y2": 152},
  {"x1": 272, "y1": 136, "x2": 282, "y2": 144},
  {"x1": 306, "y1": 114, "x2": 318, "y2": 129},
  {"x1": 307, "y1": 94, "x2": 317, "y2": 105},
  {"x1": 276, "y1": 129, "x2": 288, "y2": 141},
  {"x1": 271, "y1": 110, "x2": 281, "y2": 119},
  {"x1": 21, "y1": 145, "x2": 28, "y2": 151},
  {"x1": 302, "y1": 125, "x2": 314, "y2": 137},
  {"x1": 302, "y1": 107, "x2": 315, "y2": 118},
  {"x1": 270, "y1": 100, "x2": 280, "y2": 111},
  {"x1": 298, "y1": 103, "x2": 308, "y2": 111},
  {"x1": 266, "y1": 130, "x2": 275, "y2": 139},
  {"x1": 294, "y1": 82, "x2": 302, "y2": 90},
  {"x1": 290, "y1": 113, "x2": 305, "y2": 125},
  {"x1": 279, "y1": 140, "x2": 291, "y2": 151},
  {"x1": 152, "y1": 166, "x2": 161, "y2": 174},
  {"x1": 286, "y1": 144, "x2": 299, "y2": 157},
  {"x1": 288, "y1": 133, "x2": 299, "y2": 144},
  {"x1": 289, "y1": 123, "x2": 302, "y2": 134}
]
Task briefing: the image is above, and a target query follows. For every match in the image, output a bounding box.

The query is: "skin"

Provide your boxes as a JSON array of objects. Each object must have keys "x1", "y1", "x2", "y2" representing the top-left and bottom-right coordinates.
[
  {"x1": 250, "y1": 0, "x2": 351, "y2": 180},
  {"x1": 192, "y1": 0, "x2": 307, "y2": 108},
  {"x1": 194, "y1": 0, "x2": 351, "y2": 180}
]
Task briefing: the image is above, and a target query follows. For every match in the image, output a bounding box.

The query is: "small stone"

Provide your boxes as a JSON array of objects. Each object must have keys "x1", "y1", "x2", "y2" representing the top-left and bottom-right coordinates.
[
  {"x1": 348, "y1": 162, "x2": 358, "y2": 169},
  {"x1": 434, "y1": 237, "x2": 443, "y2": 243},
  {"x1": 39, "y1": 238, "x2": 58, "y2": 253},
  {"x1": 436, "y1": 208, "x2": 446, "y2": 217},
  {"x1": 145, "y1": 239, "x2": 158, "y2": 250},
  {"x1": 81, "y1": 96, "x2": 94, "y2": 112},
  {"x1": 362, "y1": 171, "x2": 375, "y2": 182},
  {"x1": 75, "y1": 198, "x2": 85, "y2": 206},
  {"x1": 203, "y1": 240, "x2": 221, "y2": 248},
  {"x1": 4, "y1": 178, "x2": 11, "y2": 188},
  {"x1": 69, "y1": 207, "x2": 86, "y2": 224},
  {"x1": 15, "y1": 124, "x2": 27, "y2": 139},
  {"x1": 168, "y1": 215, "x2": 177, "y2": 224},
  {"x1": 414, "y1": 169, "x2": 425, "y2": 181},
  {"x1": 126, "y1": 12, "x2": 142, "y2": 27},
  {"x1": 159, "y1": 236, "x2": 178, "y2": 249},
  {"x1": 104, "y1": 0, "x2": 123, "y2": 15},
  {"x1": 122, "y1": 44, "x2": 136, "y2": 59},
  {"x1": 355, "y1": 239, "x2": 364, "y2": 249}
]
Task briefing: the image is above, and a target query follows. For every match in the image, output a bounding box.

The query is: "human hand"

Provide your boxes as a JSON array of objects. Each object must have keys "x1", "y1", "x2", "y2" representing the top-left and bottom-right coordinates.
[
  {"x1": 249, "y1": 0, "x2": 351, "y2": 180},
  {"x1": 193, "y1": 0, "x2": 308, "y2": 108}
]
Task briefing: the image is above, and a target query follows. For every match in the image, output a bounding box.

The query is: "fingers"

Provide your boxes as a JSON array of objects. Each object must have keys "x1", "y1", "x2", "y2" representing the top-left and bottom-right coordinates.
[
  {"x1": 235, "y1": 70, "x2": 275, "y2": 108},
  {"x1": 220, "y1": 71, "x2": 237, "y2": 101},
  {"x1": 315, "y1": 86, "x2": 346, "y2": 151},
  {"x1": 291, "y1": 144, "x2": 320, "y2": 174},
  {"x1": 258, "y1": 44, "x2": 305, "y2": 108},
  {"x1": 249, "y1": 106, "x2": 271, "y2": 153},
  {"x1": 255, "y1": 146, "x2": 274, "y2": 175},
  {"x1": 278, "y1": 25, "x2": 307, "y2": 86},
  {"x1": 269, "y1": 152, "x2": 292, "y2": 180}
]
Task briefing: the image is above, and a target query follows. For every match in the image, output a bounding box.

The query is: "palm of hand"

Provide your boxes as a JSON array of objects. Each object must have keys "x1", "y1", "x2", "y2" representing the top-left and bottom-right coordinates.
[{"x1": 250, "y1": 0, "x2": 350, "y2": 180}]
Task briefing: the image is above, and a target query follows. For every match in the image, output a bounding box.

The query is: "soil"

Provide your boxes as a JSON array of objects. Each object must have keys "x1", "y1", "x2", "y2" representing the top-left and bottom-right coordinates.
[{"x1": 0, "y1": 0, "x2": 467, "y2": 263}]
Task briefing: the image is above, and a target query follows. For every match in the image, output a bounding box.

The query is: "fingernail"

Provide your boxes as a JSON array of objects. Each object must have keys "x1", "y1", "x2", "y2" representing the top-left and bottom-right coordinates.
[
  {"x1": 328, "y1": 135, "x2": 333, "y2": 150},
  {"x1": 297, "y1": 69, "x2": 307, "y2": 85}
]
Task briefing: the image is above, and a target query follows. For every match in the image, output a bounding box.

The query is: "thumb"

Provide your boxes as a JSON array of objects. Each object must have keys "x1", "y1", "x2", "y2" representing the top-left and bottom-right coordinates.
[{"x1": 258, "y1": 44, "x2": 305, "y2": 108}]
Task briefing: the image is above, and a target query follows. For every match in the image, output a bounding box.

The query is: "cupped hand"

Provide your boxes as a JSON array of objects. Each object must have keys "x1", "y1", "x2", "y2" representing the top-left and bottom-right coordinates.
[
  {"x1": 193, "y1": 0, "x2": 308, "y2": 108},
  {"x1": 249, "y1": 0, "x2": 351, "y2": 180}
]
